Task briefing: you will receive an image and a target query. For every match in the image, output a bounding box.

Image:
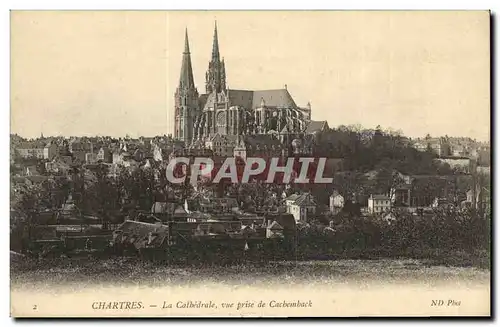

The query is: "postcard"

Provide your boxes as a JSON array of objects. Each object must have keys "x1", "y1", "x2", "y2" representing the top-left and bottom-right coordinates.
[{"x1": 10, "y1": 10, "x2": 491, "y2": 317}]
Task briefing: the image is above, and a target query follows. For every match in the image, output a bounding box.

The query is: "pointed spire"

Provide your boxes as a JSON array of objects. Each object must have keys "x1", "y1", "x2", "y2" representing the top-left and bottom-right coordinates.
[
  {"x1": 183, "y1": 27, "x2": 190, "y2": 54},
  {"x1": 212, "y1": 20, "x2": 220, "y2": 61},
  {"x1": 205, "y1": 20, "x2": 226, "y2": 94},
  {"x1": 178, "y1": 28, "x2": 195, "y2": 89}
]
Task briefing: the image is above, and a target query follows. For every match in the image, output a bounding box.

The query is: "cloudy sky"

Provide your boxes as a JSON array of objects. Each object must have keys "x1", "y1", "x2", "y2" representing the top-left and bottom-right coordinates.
[{"x1": 11, "y1": 11, "x2": 490, "y2": 140}]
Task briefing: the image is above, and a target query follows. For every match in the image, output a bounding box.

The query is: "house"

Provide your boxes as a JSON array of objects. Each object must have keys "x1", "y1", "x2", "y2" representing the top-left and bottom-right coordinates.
[
  {"x1": 69, "y1": 140, "x2": 93, "y2": 162},
  {"x1": 45, "y1": 159, "x2": 71, "y2": 174},
  {"x1": 329, "y1": 191, "x2": 344, "y2": 213},
  {"x1": 477, "y1": 148, "x2": 490, "y2": 167},
  {"x1": 85, "y1": 152, "x2": 98, "y2": 164},
  {"x1": 233, "y1": 134, "x2": 284, "y2": 159},
  {"x1": 208, "y1": 134, "x2": 239, "y2": 157},
  {"x1": 285, "y1": 193, "x2": 317, "y2": 223},
  {"x1": 437, "y1": 157, "x2": 471, "y2": 173},
  {"x1": 431, "y1": 197, "x2": 452, "y2": 208},
  {"x1": 413, "y1": 137, "x2": 451, "y2": 157},
  {"x1": 304, "y1": 120, "x2": 329, "y2": 135},
  {"x1": 285, "y1": 194, "x2": 300, "y2": 207},
  {"x1": 466, "y1": 189, "x2": 475, "y2": 203},
  {"x1": 155, "y1": 141, "x2": 186, "y2": 162},
  {"x1": 17, "y1": 142, "x2": 43, "y2": 159},
  {"x1": 112, "y1": 150, "x2": 139, "y2": 169},
  {"x1": 264, "y1": 212, "x2": 297, "y2": 244},
  {"x1": 466, "y1": 186, "x2": 490, "y2": 211},
  {"x1": 173, "y1": 206, "x2": 189, "y2": 221},
  {"x1": 152, "y1": 144, "x2": 166, "y2": 162},
  {"x1": 58, "y1": 155, "x2": 74, "y2": 166},
  {"x1": 112, "y1": 150, "x2": 127, "y2": 165},
  {"x1": 112, "y1": 220, "x2": 169, "y2": 251},
  {"x1": 133, "y1": 148, "x2": 145, "y2": 162},
  {"x1": 266, "y1": 220, "x2": 284, "y2": 239},
  {"x1": 96, "y1": 147, "x2": 112, "y2": 163},
  {"x1": 393, "y1": 170, "x2": 413, "y2": 185},
  {"x1": 17, "y1": 141, "x2": 58, "y2": 160},
  {"x1": 151, "y1": 201, "x2": 175, "y2": 219},
  {"x1": 60, "y1": 194, "x2": 81, "y2": 218},
  {"x1": 238, "y1": 214, "x2": 266, "y2": 227},
  {"x1": 199, "y1": 197, "x2": 239, "y2": 214},
  {"x1": 389, "y1": 184, "x2": 411, "y2": 207},
  {"x1": 368, "y1": 194, "x2": 391, "y2": 214},
  {"x1": 43, "y1": 142, "x2": 59, "y2": 160}
]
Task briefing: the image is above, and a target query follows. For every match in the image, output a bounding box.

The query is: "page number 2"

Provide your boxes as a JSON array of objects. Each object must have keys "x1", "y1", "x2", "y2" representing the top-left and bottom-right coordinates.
[{"x1": 33, "y1": 305, "x2": 37, "y2": 310}]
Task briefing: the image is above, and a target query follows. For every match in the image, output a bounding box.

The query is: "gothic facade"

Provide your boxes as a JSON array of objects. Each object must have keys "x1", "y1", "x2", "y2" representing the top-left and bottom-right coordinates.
[{"x1": 174, "y1": 23, "x2": 312, "y2": 146}]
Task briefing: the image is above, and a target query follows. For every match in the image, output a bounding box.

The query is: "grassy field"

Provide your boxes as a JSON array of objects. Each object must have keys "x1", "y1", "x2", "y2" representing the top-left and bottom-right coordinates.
[{"x1": 11, "y1": 256, "x2": 490, "y2": 292}]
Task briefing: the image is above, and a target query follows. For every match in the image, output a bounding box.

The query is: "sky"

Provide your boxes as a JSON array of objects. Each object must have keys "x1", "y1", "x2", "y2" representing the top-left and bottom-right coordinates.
[{"x1": 10, "y1": 11, "x2": 490, "y2": 141}]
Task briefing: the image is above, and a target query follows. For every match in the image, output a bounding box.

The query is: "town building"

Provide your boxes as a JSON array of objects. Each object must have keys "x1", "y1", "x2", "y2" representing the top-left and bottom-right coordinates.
[
  {"x1": 69, "y1": 140, "x2": 93, "y2": 162},
  {"x1": 266, "y1": 220, "x2": 284, "y2": 239},
  {"x1": 389, "y1": 185, "x2": 412, "y2": 207},
  {"x1": 413, "y1": 137, "x2": 451, "y2": 157},
  {"x1": 97, "y1": 147, "x2": 112, "y2": 163},
  {"x1": 329, "y1": 190, "x2": 344, "y2": 213},
  {"x1": 285, "y1": 193, "x2": 317, "y2": 223},
  {"x1": 17, "y1": 141, "x2": 58, "y2": 160},
  {"x1": 431, "y1": 197, "x2": 452, "y2": 209},
  {"x1": 368, "y1": 194, "x2": 391, "y2": 214}
]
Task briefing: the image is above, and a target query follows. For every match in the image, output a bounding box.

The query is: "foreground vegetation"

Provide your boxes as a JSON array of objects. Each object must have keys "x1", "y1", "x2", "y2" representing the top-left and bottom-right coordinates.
[{"x1": 11, "y1": 256, "x2": 490, "y2": 291}]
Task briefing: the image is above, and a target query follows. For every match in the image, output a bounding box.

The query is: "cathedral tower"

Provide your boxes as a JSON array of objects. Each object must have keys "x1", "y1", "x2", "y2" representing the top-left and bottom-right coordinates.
[
  {"x1": 174, "y1": 28, "x2": 199, "y2": 143},
  {"x1": 205, "y1": 21, "x2": 226, "y2": 94}
]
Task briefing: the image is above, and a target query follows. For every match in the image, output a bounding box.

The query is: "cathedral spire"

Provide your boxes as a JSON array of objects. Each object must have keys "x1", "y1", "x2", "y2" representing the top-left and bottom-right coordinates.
[
  {"x1": 205, "y1": 21, "x2": 226, "y2": 94},
  {"x1": 178, "y1": 28, "x2": 195, "y2": 89},
  {"x1": 174, "y1": 27, "x2": 198, "y2": 144},
  {"x1": 212, "y1": 21, "x2": 220, "y2": 61},
  {"x1": 184, "y1": 27, "x2": 190, "y2": 54}
]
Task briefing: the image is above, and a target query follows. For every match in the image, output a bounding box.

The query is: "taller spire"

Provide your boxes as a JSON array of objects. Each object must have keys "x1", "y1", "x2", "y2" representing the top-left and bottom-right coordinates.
[
  {"x1": 178, "y1": 28, "x2": 195, "y2": 89},
  {"x1": 211, "y1": 21, "x2": 220, "y2": 61},
  {"x1": 174, "y1": 27, "x2": 198, "y2": 143},
  {"x1": 205, "y1": 21, "x2": 226, "y2": 94}
]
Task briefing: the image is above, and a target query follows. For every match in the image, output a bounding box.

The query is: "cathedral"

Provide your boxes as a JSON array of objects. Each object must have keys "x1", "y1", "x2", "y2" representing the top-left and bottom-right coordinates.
[{"x1": 173, "y1": 22, "x2": 313, "y2": 146}]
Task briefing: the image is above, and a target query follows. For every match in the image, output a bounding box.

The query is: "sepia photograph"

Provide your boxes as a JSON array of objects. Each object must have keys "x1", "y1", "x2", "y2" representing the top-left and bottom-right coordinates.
[{"x1": 9, "y1": 10, "x2": 491, "y2": 317}]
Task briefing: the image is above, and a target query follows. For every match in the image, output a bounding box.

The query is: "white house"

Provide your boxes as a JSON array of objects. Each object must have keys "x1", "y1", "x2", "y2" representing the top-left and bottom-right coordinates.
[
  {"x1": 285, "y1": 193, "x2": 317, "y2": 223},
  {"x1": 368, "y1": 194, "x2": 391, "y2": 214},
  {"x1": 329, "y1": 191, "x2": 344, "y2": 213},
  {"x1": 43, "y1": 142, "x2": 59, "y2": 160}
]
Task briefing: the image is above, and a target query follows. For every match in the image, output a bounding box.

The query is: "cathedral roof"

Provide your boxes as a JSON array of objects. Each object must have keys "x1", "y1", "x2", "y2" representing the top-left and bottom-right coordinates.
[
  {"x1": 224, "y1": 88, "x2": 298, "y2": 110},
  {"x1": 252, "y1": 89, "x2": 297, "y2": 109},
  {"x1": 227, "y1": 89, "x2": 254, "y2": 109}
]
